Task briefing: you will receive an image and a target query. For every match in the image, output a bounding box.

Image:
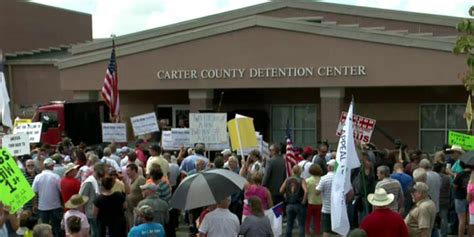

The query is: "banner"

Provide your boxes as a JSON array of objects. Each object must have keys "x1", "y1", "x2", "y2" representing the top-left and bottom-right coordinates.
[
  {"x1": 0, "y1": 148, "x2": 35, "y2": 213},
  {"x1": 449, "y1": 130, "x2": 474, "y2": 150},
  {"x1": 190, "y1": 113, "x2": 227, "y2": 144},
  {"x1": 102, "y1": 123, "x2": 127, "y2": 143},
  {"x1": 130, "y1": 112, "x2": 159, "y2": 136},
  {"x1": 13, "y1": 122, "x2": 42, "y2": 143},
  {"x1": 2, "y1": 133, "x2": 30, "y2": 156},
  {"x1": 13, "y1": 118, "x2": 31, "y2": 129},
  {"x1": 171, "y1": 128, "x2": 192, "y2": 147},
  {"x1": 336, "y1": 112, "x2": 376, "y2": 144},
  {"x1": 162, "y1": 129, "x2": 230, "y2": 151}
]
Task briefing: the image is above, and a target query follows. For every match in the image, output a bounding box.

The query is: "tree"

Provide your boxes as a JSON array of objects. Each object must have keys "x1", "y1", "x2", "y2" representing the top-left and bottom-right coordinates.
[{"x1": 454, "y1": 6, "x2": 474, "y2": 91}]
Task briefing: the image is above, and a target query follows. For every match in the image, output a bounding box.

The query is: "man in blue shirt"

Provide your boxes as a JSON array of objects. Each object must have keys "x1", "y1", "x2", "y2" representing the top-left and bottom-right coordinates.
[
  {"x1": 128, "y1": 205, "x2": 165, "y2": 237},
  {"x1": 180, "y1": 143, "x2": 209, "y2": 173},
  {"x1": 390, "y1": 162, "x2": 413, "y2": 216}
]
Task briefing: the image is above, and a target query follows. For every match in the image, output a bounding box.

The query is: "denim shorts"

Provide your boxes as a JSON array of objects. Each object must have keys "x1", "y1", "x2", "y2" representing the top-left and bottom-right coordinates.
[{"x1": 455, "y1": 199, "x2": 468, "y2": 214}]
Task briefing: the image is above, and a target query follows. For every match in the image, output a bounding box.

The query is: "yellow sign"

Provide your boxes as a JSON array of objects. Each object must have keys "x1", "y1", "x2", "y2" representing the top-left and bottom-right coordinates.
[
  {"x1": 13, "y1": 119, "x2": 32, "y2": 131},
  {"x1": 228, "y1": 116, "x2": 258, "y2": 151},
  {"x1": 0, "y1": 148, "x2": 35, "y2": 213}
]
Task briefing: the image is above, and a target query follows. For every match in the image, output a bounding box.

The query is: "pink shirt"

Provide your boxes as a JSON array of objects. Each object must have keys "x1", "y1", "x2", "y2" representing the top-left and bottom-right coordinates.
[
  {"x1": 468, "y1": 183, "x2": 474, "y2": 214},
  {"x1": 135, "y1": 149, "x2": 147, "y2": 165},
  {"x1": 243, "y1": 184, "x2": 269, "y2": 216}
]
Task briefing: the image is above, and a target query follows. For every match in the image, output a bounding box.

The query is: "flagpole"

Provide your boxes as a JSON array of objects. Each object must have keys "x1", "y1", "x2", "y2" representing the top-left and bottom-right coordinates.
[{"x1": 235, "y1": 116, "x2": 245, "y2": 159}]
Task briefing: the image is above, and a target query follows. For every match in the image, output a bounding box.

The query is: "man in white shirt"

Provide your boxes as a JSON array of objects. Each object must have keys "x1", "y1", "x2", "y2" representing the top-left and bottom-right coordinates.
[
  {"x1": 316, "y1": 159, "x2": 336, "y2": 237},
  {"x1": 298, "y1": 146, "x2": 314, "y2": 179},
  {"x1": 32, "y1": 158, "x2": 62, "y2": 237},
  {"x1": 199, "y1": 196, "x2": 239, "y2": 237}
]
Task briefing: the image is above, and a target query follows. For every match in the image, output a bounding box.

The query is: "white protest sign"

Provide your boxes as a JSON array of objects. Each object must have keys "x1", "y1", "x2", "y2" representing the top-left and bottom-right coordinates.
[
  {"x1": 2, "y1": 133, "x2": 30, "y2": 156},
  {"x1": 131, "y1": 112, "x2": 159, "y2": 136},
  {"x1": 336, "y1": 111, "x2": 376, "y2": 144},
  {"x1": 161, "y1": 131, "x2": 180, "y2": 151},
  {"x1": 13, "y1": 122, "x2": 42, "y2": 143},
  {"x1": 261, "y1": 140, "x2": 270, "y2": 159},
  {"x1": 207, "y1": 135, "x2": 231, "y2": 151},
  {"x1": 190, "y1": 113, "x2": 227, "y2": 144},
  {"x1": 171, "y1": 128, "x2": 192, "y2": 147},
  {"x1": 102, "y1": 123, "x2": 127, "y2": 143}
]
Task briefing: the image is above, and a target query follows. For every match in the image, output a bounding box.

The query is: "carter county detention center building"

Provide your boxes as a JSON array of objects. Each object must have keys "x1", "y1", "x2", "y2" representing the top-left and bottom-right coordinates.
[{"x1": 1, "y1": 1, "x2": 471, "y2": 152}]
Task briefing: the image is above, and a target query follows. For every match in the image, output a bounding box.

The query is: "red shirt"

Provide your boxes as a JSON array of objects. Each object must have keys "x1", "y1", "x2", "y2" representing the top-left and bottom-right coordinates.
[
  {"x1": 135, "y1": 149, "x2": 147, "y2": 165},
  {"x1": 60, "y1": 176, "x2": 81, "y2": 204},
  {"x1": 360, "y1": 208, "x2": 408, "y2": 237}
]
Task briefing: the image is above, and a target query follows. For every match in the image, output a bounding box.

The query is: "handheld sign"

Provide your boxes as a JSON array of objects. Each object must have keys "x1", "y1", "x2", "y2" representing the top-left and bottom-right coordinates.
[
  {"x1": 190, "y1": 113, "x2": 227, "y2": 144},
  {"x1": 228, "y1": 115, "x2": 258, "y2": 151},
  {"x1": 336, "y1": 112, "x2": 376, "y2": 144},
  {"x1": 130, "y1": 112, "x2": 159, "y2": 136},
  {"x1": 171, "y1": 128, "x2": 192, "y2": 147},
  {"x1": 161, "y1": 131, "x2": 179, "y2": 151},
  {"x1": 102, "y1": 123, "x2": 127, "y2": 143},
  {"x1": 449, "y1": 131, "x2": 474, "y2": 151},
  {"x1": 13, "y1": 122, "x2": 42, "y2": 143},
  {"x1": 13, "y1": 119, "x2": 31, "y2": 129},
  {"x1": 0, "y1": 148, "x2": 35, "y2": 213},
  {"x1": 2, "y1": 133, "x2": 30, "y2": 156}
]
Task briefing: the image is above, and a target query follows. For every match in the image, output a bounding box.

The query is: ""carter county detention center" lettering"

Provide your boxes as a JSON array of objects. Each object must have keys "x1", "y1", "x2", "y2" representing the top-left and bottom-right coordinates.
[{"x1": 157, "y1": 65, "x2": 366, "y2": 80}]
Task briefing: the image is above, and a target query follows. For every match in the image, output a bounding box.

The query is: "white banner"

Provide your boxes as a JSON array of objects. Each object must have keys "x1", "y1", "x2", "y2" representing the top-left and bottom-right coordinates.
[
  {"x1": 161, "y1": 131, "x2": 179, "y2": 151},
  {"x1": 190, "y1": 113, "x2": 227, "y2": 144},
  {"x1": 130, "y1": 112, "x2": 159, "y2": 136},
  {"x1": 162, "y1": 128, "x2": 230, "y2": 151},
  {"x1": 336, "y1": 111, "x2": 376, "y2": 144},
  {"x1": 3, "y1": 133, "x2": 30, "y2": 156},
  {"x1": 102, "y1": 123, "x2": 127, "y2": 143},
  {"x1": 13, "y1": 122, "x2": 42, "y2": 143}
]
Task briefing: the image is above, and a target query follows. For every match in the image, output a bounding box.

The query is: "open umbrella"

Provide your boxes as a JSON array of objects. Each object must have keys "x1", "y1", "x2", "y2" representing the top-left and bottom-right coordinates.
[
  {"x1": 461, "y1": 151, "x2": 474, "y2": 166},
  {"x1": 170, "y1": 168, "x2": 247, "y2": 210}
]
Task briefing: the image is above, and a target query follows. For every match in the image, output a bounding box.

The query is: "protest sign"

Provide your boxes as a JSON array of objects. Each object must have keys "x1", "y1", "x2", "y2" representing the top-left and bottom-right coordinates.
[
  {"x1": 161, "y1": 131, "x2": 179, "y2": 151},
  {"x1": 171, "y1": 128, "x2": 192, "y2": 147},
  {"x1": 2, "y1": 133, "x2": 30, "y2": 156},
  {"x1": 228, "y1": 115, "x2": 258, "y2": 151},
  {"x1": 190, "y1": 113, "x2": 227, "y2": 144},
  {"x1": 13, "y1": 122, "x2": 42, "y2": 143},
  {"x1": 102, "y1": 123, "x2": 127, "y2": 143},
  {"x1": 336, "y1": 112, "x2": 376, "y2": 144},
  {"x1": 0, "y1": 148, "x2": 35, "y2": 213},
  {"x1": 131, "y1": 112, "x2": 159, "y2": 136},
  {"x1": 449, "y1": 131, "x2": 474, "y2": 150},
  {"x1": 13, "y1": 118, "x2": 31, "y2": 129}
]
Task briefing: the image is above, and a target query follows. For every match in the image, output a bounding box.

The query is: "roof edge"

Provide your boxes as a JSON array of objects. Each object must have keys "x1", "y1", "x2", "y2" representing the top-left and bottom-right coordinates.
[{"x1": 57, "y1": 15, "x2": 455, "y2": 70}]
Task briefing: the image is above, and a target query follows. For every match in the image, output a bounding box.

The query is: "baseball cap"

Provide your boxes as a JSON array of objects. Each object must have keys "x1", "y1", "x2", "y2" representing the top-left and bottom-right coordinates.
[
  {"x1": 119, "y1": 146, "x2": 130, "y2": 153},
  {"x1": 140, "y1": 183, "x2": 158, "y2": 191},
  {"x1": 221, "y1": 149, "x2": 232, "y2": 156},
  {"x1": 138, "y1": 205, "x2": 154, "y2": 218},
  {"x1": 326, "y1": 159, "x2": 336, "y2": 167},
  {"x1": 43, "y1": 158, "x2": 56, "y2": 166},
  {"x1": 303, "y1": 146, "x2": 314, "y2": 156}
]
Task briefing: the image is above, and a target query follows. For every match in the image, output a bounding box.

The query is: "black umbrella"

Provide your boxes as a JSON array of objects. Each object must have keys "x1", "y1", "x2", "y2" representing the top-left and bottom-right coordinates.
[
  {"x1": 460, "y1": 151, "x2": 474, "y2": 166},
  {"x1": 169, "y1": 168, "x2": 246, "y2": 210}
]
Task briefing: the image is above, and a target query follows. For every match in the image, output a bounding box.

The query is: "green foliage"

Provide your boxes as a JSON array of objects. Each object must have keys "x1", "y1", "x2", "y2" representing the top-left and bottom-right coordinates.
[{"x1": 454, "y1": 6, "x2": 474, "y2": 91}]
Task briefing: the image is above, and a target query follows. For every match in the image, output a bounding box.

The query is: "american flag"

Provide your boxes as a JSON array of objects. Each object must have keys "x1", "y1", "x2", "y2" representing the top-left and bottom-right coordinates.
[
  {"x1": 284, "y1": 120, "x2": 303, "y2": 177},
  {"x1": 101, "y1": 42, "x2": 120, "y2": 121}
]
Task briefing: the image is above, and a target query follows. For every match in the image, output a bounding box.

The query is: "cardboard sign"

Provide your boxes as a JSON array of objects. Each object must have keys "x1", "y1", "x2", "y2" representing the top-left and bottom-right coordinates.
[
  {"x1": 0, "y1": 148, "x2": 35, "y2": 213},
  {"x1": 228, "y1": 115, "x2": 258, "y2": 151},
  {"x1": 13, "y1": 119, "x2": 31, "y2": 129},
  {"x1": 2, "y1": 133, "x2": 30, "y2": 156},
  {"x1": 13, "y1": 122, "x2": 42, "y2": 143},
  {"x1": 161, "y1": 131, "x2": 179, "y2": 151},
  {"x1": 102, "y1": 123, "x2": 127, "y2": 143},
  {"x1": 171, "y1": 128, "x2": 192, "y2": 147},
  {"x1": 190, "y1": 113, "x2": 227, "y2": 144},
  {"x1": 131, "y1": 112, "x2": 159, "y2": 136},
  {"x1": 449, "y1": 131, "x2": 474, "y2": 151},
  {"x1": 336, "y1": 112, "x2": 376, "y2": 144}
]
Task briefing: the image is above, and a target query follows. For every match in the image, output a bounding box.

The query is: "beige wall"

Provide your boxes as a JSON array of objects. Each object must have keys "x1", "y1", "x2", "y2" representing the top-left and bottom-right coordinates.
[
  {"x1": 0, "y1": 1, "x2": 92, "y2": 53},
  {"x1": 60, "y1": 27, "x2": 464, "y2": 91}
]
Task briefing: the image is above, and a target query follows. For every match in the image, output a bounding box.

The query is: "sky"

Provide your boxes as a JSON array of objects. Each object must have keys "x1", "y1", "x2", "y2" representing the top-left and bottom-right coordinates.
[{"x1": 31, "y1": 0, "x2": 473, "y2": 38}]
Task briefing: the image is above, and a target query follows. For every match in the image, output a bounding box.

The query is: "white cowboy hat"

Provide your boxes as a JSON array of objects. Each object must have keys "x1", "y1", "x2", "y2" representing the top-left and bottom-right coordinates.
[
  {"x1": 446, "y1": 145, "x2": 465, "y2": 154},
  {"x1": 367, "y1": 188, "x2": 394, "y2": 207},
  {"x1": 65, "y1": 194, "x2": 89, "y2": 209}
]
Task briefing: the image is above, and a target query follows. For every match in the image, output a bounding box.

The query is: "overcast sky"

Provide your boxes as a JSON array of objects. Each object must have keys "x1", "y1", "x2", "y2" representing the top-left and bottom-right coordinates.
[{"x1": 32, "y1": 0, "x2": 473, "y2": 38}]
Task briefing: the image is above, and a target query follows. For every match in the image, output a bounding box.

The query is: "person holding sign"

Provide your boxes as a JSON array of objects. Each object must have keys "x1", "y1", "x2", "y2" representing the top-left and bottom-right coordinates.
[{"x1": 32, "y1": 158, "x2": 63, "y2": 237}]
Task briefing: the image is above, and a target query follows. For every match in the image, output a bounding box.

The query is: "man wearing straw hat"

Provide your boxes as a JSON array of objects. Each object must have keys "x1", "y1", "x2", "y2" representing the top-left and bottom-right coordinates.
[
  {"x1": 360, "y1": 188, "x2": 408, "y2": 237},
  {"x1": 62, "y1": 194, "x2": 90, "y2": 236}
]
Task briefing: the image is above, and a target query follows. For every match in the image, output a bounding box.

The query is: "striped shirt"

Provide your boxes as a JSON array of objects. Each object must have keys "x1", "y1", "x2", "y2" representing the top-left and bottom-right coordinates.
[
  {"x1": 316, "y1": 171, "x2": 334, "y2": 213},
  {"x1": 376, "y1": 178, "x2": 403, "y2": 212}
]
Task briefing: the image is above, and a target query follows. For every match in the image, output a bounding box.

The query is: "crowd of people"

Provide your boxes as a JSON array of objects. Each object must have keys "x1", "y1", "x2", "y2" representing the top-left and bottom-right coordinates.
[{"x1": 0, "y1": 136, "x2": 472, "y2": 237}]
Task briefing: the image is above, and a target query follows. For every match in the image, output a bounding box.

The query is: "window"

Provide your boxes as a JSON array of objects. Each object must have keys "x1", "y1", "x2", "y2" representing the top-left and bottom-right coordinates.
[
  {"x1": 420, "y1": 104, "x2": 466, "y2": 153},
  {"x1": 40, "y1": 112, "x2": 58, "y2": 132},
  {"x1": 272, "y1": 105, "x2": 316, "y2": 147}
]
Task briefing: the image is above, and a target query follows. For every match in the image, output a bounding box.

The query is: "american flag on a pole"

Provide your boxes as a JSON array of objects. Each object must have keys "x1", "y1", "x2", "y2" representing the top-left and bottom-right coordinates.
[
  {"x1": 101, "y1": 40, "x2": 120, "y2": 121},
  {"x1": 284, "y1": 120, "x2": 303, "y2": 177}
]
